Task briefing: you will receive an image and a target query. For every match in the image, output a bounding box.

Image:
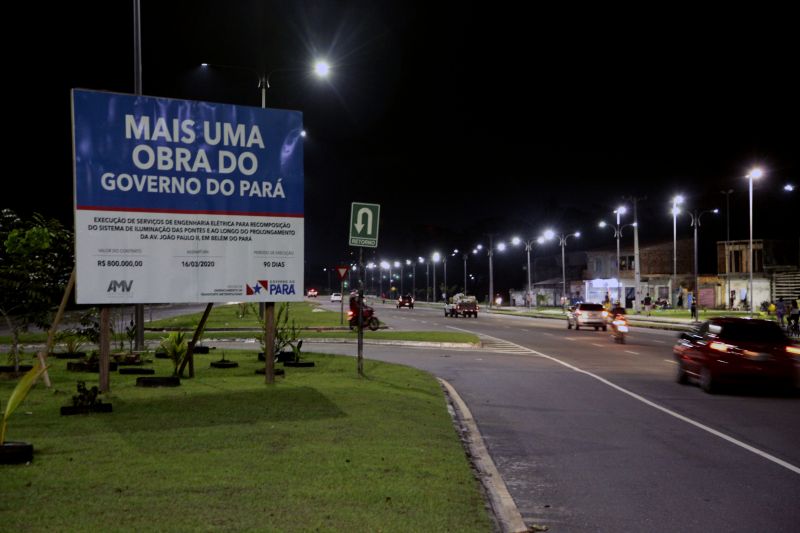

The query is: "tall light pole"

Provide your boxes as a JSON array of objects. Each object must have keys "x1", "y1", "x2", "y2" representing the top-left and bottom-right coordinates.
[
  {"x1": 511, "y1": 235, "x2": 549, "y2": 310},
  {"x1": 671, "y1": 195, "x2": 685, "y2": 305},
  {"x1": 688, "y1": 208, "x2": 719, "y2": 319},
  {"x1": 462, "y1": 252, "x2": 468, "y2": 295},
  {"x1": 598, "y1": 206, "x2": 632, "y2": 304},
  {"x1": 720, "y1": 189, "x2": 734, "y2": 308},
  {"x1": 432, "y1": 252, "x2": 441, "y2": 302},
  {"x1": 472, "y1": 245, "x2": 484, "y2": 303},
  {"x1": 746, "y1": 168, "x2": 763, "y2": 315},
  {"x1": 406, "y1": 259, "x2": 414, "y2": 298},
  {"x1": 556, "y1": 231, "x2": 581, "y2": 306},
  {"x1": 394, "y1": 261, "x2": 402, "y2": 296},
  {"x1": 418, "y1": 257, "x2": 426, "y2": 301}
]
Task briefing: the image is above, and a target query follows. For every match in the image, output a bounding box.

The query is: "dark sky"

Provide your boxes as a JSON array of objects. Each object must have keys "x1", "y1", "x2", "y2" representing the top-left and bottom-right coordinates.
[{"x1": 7, "y1": 1, "x2": 798, "y2": 291}]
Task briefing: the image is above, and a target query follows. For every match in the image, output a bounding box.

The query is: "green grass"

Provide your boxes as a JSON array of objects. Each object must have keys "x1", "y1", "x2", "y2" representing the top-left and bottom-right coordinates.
[
  {"x1": 147, "y1": 302, "x2": 342, "y2": 329},
  {"x1": 0, "y1": 351, "x2": 491, "y2": 532}
]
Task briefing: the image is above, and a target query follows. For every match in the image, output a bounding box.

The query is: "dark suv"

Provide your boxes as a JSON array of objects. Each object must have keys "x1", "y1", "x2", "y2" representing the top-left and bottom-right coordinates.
[
  {"x1": 397, "y1": 294, "x2": 414, "y2": 309},
  {"x1": 567, "y1": 303, "x2": 608, "y2": 331}
]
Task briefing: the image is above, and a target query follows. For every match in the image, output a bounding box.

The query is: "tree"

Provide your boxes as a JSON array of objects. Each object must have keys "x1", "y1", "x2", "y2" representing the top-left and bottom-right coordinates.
[{"x1": 0, "y1": 209, "x2": 73, "y2": 370}]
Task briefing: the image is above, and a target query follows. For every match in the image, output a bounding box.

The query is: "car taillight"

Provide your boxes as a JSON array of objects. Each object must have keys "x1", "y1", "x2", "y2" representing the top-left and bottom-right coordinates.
[{"x1": 786, "y1": 346, "x2": 800, "y2": 356}]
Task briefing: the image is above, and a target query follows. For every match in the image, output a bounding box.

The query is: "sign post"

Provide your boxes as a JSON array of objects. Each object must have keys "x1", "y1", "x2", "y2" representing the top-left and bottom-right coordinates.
[
  {"x1": 348, "y1": 202, "x2": 380, "y2": 376},
  {"x1": 336, "y1": 266, "x2": 349, "y2": 324}
]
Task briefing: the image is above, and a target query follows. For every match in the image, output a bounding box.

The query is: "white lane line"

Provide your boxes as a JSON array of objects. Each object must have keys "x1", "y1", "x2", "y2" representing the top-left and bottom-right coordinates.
[
  {"x1": 450, "y1": 328, "x2": 800, "y2": 476},
  {"x1": 624, "y1": 350, "x2": 640, "y2": 355},
  {"x1": 591, "y1": 343, "x2": 604, "y2": 347},
  {"x1": 543, "y1": 332, "x2": 553, "y2": 336},
  {"x1": 664, "y1": 360, "x2": 676, "y2": 364},
  {"x1": 565, "y1": 337, "x2": 576, "y2": 341}
]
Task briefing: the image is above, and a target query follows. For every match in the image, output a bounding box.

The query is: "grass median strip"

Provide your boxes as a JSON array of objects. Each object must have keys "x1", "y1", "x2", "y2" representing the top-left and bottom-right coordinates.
[{"x1": 1, "y1": 351, "x2": 491, "y2": 532}]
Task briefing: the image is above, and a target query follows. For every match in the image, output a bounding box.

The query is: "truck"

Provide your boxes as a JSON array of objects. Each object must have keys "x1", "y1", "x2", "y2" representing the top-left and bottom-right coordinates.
[{"x1": 444, "y1": 293, "x2": 479, "y2": 318}]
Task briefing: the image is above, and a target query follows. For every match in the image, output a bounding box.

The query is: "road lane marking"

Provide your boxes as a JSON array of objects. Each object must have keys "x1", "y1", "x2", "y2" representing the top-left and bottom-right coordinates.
[
  {"x1": 565, "y1": 337, "x2": 576, "y2": 341},
  {"x1": 591, "y1": 343, "x2": 604, "y2": 347},
  {"x1": 664, "y1": 360, "x2": 676, "y2": 364},
  {"x1": 624, "y1": 350, "x2": 640, "y2": 355},
  {"x1": 447, "y1": 327, "x2": 800, "y2": 476}
]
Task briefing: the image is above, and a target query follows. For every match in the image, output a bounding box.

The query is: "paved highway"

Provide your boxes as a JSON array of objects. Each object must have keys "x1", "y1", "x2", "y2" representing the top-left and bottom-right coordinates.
[{"x1": 313, "y1": 299, "x2": 800, "y2": 532}]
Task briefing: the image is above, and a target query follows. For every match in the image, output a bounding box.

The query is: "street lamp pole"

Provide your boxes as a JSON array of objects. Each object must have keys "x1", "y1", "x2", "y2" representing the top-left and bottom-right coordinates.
[
  {"x1": 488, "y1": 236, "x2": 495, "y2": 308},
  {"x1": 689, "y1": 208, "x2": 719, "y2": 320},
  {"x1": 512, "y1": 236, "x2": 546, "y2": 310},
  {"x1": 557, "y1": 232, "x2": 581, "y2": 306},
  {"x1": 746, "y1": 168, "x2": 763, "y2": 316},
  {"x1": 720, "y1": 189, "x2": 733, "y2": 308},
  {"x1": 432, "y1": 252, "x2": 441, "y2": 302},
  {"x1": 463, "y1": 253, "x2": 468, "y2": 295},
  {"x1": 671, "y1": 195, "x2": 685, "y2": 305}
]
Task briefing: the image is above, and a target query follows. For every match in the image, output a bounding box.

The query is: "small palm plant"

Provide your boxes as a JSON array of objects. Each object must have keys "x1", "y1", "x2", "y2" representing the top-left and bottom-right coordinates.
[
  {"x1": 1, "y1": 361, "x2": 48, "y2": 445},
  {"x1": 158, "y1": 331, "x2": 188, "y2": 376}
]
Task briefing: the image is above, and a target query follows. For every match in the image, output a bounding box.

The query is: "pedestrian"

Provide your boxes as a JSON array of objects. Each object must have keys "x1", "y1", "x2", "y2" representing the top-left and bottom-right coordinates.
[
  {"x1": 776, "y1": 297, "x2": 786, "y2": 327},
  {"x1": 643, "y1": 293, "x2": 652, "y2": 316},
  {"x1": 690, "y1": 297, "x2": 698, "y2": 321},
  {"x1": 788, "y1": 299, "x2": 800, "y2": 334},
  {"x1": 677, "y1": 291, "x2": 684, "y2": 309},
  {"x1": 686, "y1": 291, "x2": 693, "y2": 313}
]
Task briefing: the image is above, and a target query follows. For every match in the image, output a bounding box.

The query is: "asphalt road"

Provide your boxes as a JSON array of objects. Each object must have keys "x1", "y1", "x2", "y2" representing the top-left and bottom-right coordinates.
[{"x1": 310, "y1": 299, "x2": 800, "y2": 532}]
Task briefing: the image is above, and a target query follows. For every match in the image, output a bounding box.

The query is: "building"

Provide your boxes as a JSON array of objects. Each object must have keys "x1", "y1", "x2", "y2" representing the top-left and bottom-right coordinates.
[
  {"x1": 717, "y1": 239, "x2": 800, "y2": 310},
  {"x1": 582, "y1": 238, "x2": 694, "y2": 307}
]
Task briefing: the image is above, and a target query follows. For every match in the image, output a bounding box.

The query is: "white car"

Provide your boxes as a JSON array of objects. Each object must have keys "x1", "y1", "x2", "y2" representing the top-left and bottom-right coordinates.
[{"x1": 330, "y1": 292, "x2": 342, "y2": 302}]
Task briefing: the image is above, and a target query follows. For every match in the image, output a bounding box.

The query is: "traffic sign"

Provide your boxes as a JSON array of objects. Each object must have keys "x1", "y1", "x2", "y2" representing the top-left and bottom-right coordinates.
[
  {"x1": 349, "y1": 202, "x2": 380, "y2": 247},
  {"x1": 335, "y1": 265, "x2": 349, "y2": 281}
]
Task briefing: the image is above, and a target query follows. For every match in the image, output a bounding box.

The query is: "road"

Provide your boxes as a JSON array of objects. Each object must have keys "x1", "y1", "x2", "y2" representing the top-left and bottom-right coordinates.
[{"x1": 311, "y1": 299, "x2": 800, "y2": 532}]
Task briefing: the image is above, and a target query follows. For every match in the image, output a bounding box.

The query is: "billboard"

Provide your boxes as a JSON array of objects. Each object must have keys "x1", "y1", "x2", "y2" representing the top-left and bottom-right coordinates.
[{"x1": 72, "y1": 89, "x2": 304, "y2": 303}]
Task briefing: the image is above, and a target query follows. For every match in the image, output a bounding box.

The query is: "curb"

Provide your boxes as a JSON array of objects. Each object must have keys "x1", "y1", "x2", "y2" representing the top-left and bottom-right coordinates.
[
  {"x1": 439, "y1": 378, "x2": 529, "y2": 533},
  {"x1": 300, "y1": 338, "x2": 480, "y2": 349}
]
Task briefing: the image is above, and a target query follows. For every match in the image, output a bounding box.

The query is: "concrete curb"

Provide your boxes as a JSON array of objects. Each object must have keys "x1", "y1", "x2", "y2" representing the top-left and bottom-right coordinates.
[
  {"x1": 299, "y1": 338, "x2": 481, "y2": 349},
  {"x1": 439, "y1": 378, "x2": 529, "y2": 533}
]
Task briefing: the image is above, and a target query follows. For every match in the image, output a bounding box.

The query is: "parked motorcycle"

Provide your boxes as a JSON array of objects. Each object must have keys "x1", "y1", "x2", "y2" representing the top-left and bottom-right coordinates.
[{"x1": 610, "y1": 314, "x2": 629, "y2": 344}]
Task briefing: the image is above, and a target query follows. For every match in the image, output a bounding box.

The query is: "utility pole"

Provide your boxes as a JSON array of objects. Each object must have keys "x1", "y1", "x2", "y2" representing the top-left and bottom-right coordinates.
[{"x1": 624, "y1": 195, "x2": 646, "y2": 313}]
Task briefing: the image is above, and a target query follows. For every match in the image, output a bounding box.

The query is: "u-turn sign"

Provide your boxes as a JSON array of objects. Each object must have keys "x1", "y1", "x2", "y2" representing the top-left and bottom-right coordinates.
[{"x1": 349, "y1": 202, "x2": 380, "y2": 247}]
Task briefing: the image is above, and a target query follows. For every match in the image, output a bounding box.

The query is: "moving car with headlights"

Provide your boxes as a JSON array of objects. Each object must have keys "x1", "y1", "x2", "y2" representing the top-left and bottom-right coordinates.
[
  {"x1": 673, "y1": 317, "x2": 800, "y2": 393},
  {"x1": 330, "y1": 292, "x2": 342, "y2": 302},
  {"x1": 307, "y1": 288, "x2": 318, "y2": 298},
  {"x1": 397, "y1": 294, "x2": 414, "y2": 309},
  {"x1": 566, "y1": 303, "x2": 608, "y2": 331},
  {"x1": 444, "y1": 293, "x2": 478, "y2": 318}
]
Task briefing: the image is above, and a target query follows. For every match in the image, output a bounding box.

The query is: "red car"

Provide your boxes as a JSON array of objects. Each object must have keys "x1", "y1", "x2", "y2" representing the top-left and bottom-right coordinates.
[
  {"x1": 397, "y1": 294, "x2": 414, "y2": 309},
  {"x1": 674, "y1": 317, "x2": 800, "y2": 393}
]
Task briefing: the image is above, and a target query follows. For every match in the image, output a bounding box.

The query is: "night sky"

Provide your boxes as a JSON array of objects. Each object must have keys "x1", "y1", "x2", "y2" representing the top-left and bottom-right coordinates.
[{"x1": 7, "y1": 1, "x2": 798, "y2": 292}]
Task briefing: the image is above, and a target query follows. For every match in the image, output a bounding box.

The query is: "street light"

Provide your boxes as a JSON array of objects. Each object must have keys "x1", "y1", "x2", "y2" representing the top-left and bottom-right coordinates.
[
  {"x1": 417, "y1": 257, "x2": 427, "y2": 301},
  {"x1": 671, "y1": 195, "x2": 685, "y2": 305},
  {"x1": 554, "y1": 231, "x2": 580, "y2": 306},
  {"x1": 511, "y1": 234, "x2": 550, "y2": 310},
  {"x1": 746, "y1": 167, "x2": 763, "y2": 315},
  {"x1": 720, "y1": 189, "x2": 734, "y2": 309},
  {"x1": 394, "y1": 260, "x2": 402, "y2": 296},
  {"x1": 688, "y1": 208, "x2": 719, "y2": 320},
  {"x1": 598, "y1": 206, "x2": 636, "y2": 304},
  {"x1": 432, "y1": 252, "x2": 441, "y2": 302}
]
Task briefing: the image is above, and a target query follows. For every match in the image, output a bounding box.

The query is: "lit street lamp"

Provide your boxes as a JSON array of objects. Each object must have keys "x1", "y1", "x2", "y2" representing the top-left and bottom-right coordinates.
[
  {"x1": 432, "y1": 252, "x2": 441, "y2": 302},
  {"x1": 720, "y1": 189, "x2": 734, "y2": 309},
  {"x1": 688, "y1": 208, "x2": 719, "y2": 319},
  {"x1": 746, "y1": 168, "x2": 763, "y2": 315},
  {"x1": 555, "y1": 231, "x2": 581, "y2": 305},
  {"x1": 511, "y1": 234, "x2": 549, "y2": 310},
  {"x1": 598, "y1": 206, "x2": 636, "y2": 304},
  {"x1": 671, "y1": 195, "x2": 685, "y2": 305}
]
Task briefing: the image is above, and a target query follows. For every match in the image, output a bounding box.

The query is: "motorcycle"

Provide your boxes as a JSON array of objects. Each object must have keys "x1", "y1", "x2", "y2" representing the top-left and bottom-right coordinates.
[
  {"x1": 348, "y1": 299, "x2": 380, "y2": 331},
  {"x1": 610, "y1": 313, "x2": 629, "y2": 344}
]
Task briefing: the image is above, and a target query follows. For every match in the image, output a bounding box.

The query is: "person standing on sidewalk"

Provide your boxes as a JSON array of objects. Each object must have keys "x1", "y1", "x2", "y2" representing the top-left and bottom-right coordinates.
[
  {"x1": 643, "y1": 293, "x2": 653, "y2": 316},
  {"x1": 690, "y1": 297, "x2": 698, "y2": 321},
  {"x1": 776, "y1": 297, "x2": 786, "y2": 327}
]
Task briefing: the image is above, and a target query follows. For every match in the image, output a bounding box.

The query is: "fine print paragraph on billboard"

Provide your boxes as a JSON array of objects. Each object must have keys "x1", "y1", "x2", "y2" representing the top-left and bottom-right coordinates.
[{"x1": 72, "y1": 89, "x2": 305, "y2": 304}]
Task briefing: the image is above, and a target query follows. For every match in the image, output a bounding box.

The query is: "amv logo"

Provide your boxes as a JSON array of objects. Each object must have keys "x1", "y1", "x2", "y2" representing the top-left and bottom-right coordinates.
[{"x1": 107, "y1": 280, "x2": 133, "y2": 293}]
